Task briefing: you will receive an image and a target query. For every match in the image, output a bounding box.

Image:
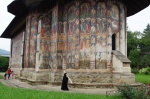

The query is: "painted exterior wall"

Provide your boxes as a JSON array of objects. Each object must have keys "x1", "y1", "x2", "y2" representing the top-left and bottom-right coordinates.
[
  {"x1": 10, "y1": 31, "x2": 24, "y2": 75},
  {"x1": 10, "y1": 0, "x2": 134, "y2": 86},
  {"x1": 22, "y1": 1, "x2": 126, "y2": 70}
]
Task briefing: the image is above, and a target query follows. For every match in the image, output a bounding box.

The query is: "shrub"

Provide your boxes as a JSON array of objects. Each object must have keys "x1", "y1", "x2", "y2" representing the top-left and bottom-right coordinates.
[
  {"x1": 139, "y1": 68, "x2": 150, "y2": 75},
  {"x1": 147, "y1": 67, "x2": 150, "y2": 72},
  {"x1": 131, "y1": 69, "x2": 139, "y2": 74},
  {"x1": 118, "y1": 84, "x2": 149, "y2": 99},
  {"x1": 144, "y1": 71, "x2": 150, "y2": 75},
  {"x1": 139, "y1": 68, "x2": 147, "y2": 74}
]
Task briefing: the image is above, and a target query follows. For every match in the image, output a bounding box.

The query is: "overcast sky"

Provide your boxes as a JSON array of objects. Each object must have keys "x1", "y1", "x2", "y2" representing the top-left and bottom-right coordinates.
[{"x1": 0, "y1": 1, "x2": 150, "y2": 51}]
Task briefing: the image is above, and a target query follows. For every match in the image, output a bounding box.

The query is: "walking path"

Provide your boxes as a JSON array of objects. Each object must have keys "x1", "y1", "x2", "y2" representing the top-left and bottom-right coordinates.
[{"x1": 0, "y1": 74, "x2": 117, "y2": 95}]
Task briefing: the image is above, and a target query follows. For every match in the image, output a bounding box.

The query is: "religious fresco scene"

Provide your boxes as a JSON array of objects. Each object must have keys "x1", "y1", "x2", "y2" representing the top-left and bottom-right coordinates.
[{"x1": 3, "y1": 0, "x2": 149, "y2": 88}]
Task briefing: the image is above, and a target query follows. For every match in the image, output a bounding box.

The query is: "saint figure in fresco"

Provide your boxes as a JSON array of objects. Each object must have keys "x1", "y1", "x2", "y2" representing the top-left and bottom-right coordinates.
[
  {"x1": 80, "y1": 18, "x2": 86, "y2": 33},
  {"x1": 85, "y1": 18, "x2": 91, "y2": 33},
  {"x1": 44, "y1": 40, "x2": 48, "y2": 52},
  {"x1": 91, "y1": 35, "x2": 96, "y2": 46},
  {"x1": 86, "y1": 37, "x2": 90, "y2": 48},
  {"x1": 40, "y1": 40, "x2": 44, "y2": 51},
  {"x1": 101, "y1": 18, "x2": 107, "y2": 33},
  {"x1": 41, "y1": 27, "x2": 45, "y2": 37},
  {"x1": 91, "y1": 18, "x2": 96, "y2": 34}
]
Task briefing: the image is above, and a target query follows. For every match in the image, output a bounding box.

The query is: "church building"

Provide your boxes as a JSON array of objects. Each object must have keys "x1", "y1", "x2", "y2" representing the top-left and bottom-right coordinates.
[{"x1": 1, "y1": 0, "x2": 150, "y2": 88}]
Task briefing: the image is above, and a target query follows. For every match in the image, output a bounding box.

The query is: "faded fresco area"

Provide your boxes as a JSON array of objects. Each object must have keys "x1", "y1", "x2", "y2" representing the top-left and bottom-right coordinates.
[{"x1": 10, "y1": 32, "x2": 23, "y2": 68}]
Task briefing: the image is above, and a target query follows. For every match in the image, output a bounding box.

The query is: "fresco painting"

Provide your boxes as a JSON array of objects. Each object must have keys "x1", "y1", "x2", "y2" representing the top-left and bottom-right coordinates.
[
  {"x1": 11, "y1": 32, "x2": 23, "y2": 68},
  {"x1": 57, "y1": 53, "x2": 62, "y2": 69},
  {"x1": 29, "y1": 15, "x2": 38, "y2": 68},
  {"x1": 106, "y1": 2, "x2": 112, "y2": 67},
  {"x1": 96, "y1": 2, "x2": 107, "y2": 68},
  {"x1": 50, "y1": 6, "x2": 58, "y2": 69},
  {"x1": 97, "y1": 2, "x2": 107, "y2": 33},
  {"x1": 24, "y1": 16, "x2": 31, "y2": 68},
  {"x1": 95, "y1": 2, "x2": 108, "y2": 69},
  {"x1": 111, "y1": 4, "x2": 119, "y2": 33},
  {"x1": 41, "y1": 16, "x2": 51, "y2": 38},
  {"x1": 80, "y1": 3, "x2": 91, "y2": 69},
  {"x1": 20, "y1": 1, "x2": 124, "y2": 70},
  {"x1": 62, "y1": 52, "x2": 67, "y2": 69},
  {"x1": 120, "y1": 5, "x2": 126, "y2": 56},
  {"x1": 37, "y1": 11, "x2": 51, "y2": 69},
  {"x1": 89, "y1": 1, "x2": 97, "y2": 69},
  {"x1": 57, "y1": 8, "x2": 64, "y2": 69},
  {"x1": 66, "y1": 5, "x2": 78, "y2": 69},
  {"x1": 61, "y1": 8, "x2": 68, "y2": 69}
]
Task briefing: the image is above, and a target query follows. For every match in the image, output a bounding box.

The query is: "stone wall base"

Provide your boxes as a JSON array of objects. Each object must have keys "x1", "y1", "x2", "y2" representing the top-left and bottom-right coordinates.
[
  {"x1": 15, "y1": 69, "x2": 135, "y2": 88},
  {"x1": 18, "y1": 69, "x2": 49, "y2": 85},
  {"x1": 113, "y1": 73, "x2": 135, "y2": 84}
]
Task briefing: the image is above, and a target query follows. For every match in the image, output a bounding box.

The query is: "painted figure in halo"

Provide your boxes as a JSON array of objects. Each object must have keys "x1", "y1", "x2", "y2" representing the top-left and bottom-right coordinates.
[
  {"x1": 80, "y1": 18, "x2": 86, "y2": 33},
  {"x1": 101, "y1": 18, "x2": 107, "y2": 33},
  {"x1": 85, "y1": 18, "x2": 91, "y2": 33},
  {"x1": 85, "y1": 36, "x2": 90, "y2": 49},
  {"x1": 44, "y1": 40, "x2": 49, "y2": 52},
  {"x1": 91, "y1": 18, "x2": 96, "y2": 34}
]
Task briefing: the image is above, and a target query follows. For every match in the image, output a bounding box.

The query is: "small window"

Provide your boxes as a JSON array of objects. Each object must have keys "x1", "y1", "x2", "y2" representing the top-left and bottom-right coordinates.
[{"x1": 112, "y1": 34, "x2": 116, "y2": 50}]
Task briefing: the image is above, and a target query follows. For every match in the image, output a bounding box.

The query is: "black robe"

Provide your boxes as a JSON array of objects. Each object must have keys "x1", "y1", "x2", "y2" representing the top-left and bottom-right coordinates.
[{"x1": 61, "y1": 73, "x2": 69, "y2": 90}]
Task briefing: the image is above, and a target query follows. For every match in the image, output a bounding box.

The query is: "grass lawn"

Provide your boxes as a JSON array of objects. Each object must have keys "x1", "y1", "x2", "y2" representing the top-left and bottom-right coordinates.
[
  {"x1": 135, "y1": 74, "x2": 150, "y2": 84},
  {"x1": 0, "y1": 74, "x2": 3, "y2": 79},
  {"x1": 0, "y1": 75, "x2": 121, "y2": 99},
  {"x1": 1, "y1": 73, "x2": 150, "y2": 99},
  {"x1": 0, "y1": 73, "x2": 149, "y2": 99},
  {"x1": 0, "y1": 83, "x2": 121, "y2": 99}
]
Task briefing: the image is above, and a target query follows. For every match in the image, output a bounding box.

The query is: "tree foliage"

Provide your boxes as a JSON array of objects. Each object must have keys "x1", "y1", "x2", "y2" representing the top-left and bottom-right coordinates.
[
  {"x1": 127, "y1": 24, "x2": 150, "y2": 69},
  {"x1": 0, "y1": 56, "x2": 9, "y2": 71},
  {"x1": 127, "y1": 31, "x2": 140, "y2": 56}
]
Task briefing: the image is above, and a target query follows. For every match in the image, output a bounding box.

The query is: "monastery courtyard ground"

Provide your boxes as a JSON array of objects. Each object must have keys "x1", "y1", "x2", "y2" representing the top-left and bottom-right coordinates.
[{"x1": 0, "y1": 73, "x2": 117, "y2": 95}]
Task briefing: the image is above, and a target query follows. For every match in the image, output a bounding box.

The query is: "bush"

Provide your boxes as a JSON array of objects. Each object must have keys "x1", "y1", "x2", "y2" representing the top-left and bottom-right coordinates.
[
  {"x1": 144, "y1": 71, "x2": 150, "y2": 75},
  {"x1": 147, "y1": 67, "x2": 150, "y2": 72},
  {"x1": 139, "y1": 68, "x2": 150, "y2": 75},
  {"x1": 118, "y1": 84, "x2": 149, "y2": 99},
  {"x1": 131, "y1": 69, "x2": 139, "y2": 74},
  {"x1": 139, "y1": 68, "x2": 147, "y2": 74}
]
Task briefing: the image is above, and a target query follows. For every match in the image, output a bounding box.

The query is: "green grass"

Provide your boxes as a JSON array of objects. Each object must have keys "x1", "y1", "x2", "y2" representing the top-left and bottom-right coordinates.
[
  {"x1": 0, "y1": 73, "x2": 150, "y2": 99},
  {"x1": 0, "y1": 74, "x2": 3, "y2": 79},
  {"x1": 0, "y1": 83, "x2": 121, "y2": 99},
  {"x1": 135, "y1": 74, "x2": 150, "y2": 84}
]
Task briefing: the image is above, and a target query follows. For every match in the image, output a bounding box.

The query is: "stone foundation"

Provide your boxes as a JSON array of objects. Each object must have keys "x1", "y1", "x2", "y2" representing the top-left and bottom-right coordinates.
[{"x1": 113, "y1": 73, "x2": 135, "y2": 84}]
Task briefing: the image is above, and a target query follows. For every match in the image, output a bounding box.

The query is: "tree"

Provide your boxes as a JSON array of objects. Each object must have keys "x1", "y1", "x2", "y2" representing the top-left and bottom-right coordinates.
[
  {"x1": 127, "y1": 30, "x2": 142, "y2": 69},
  {"x1": 127, "y1": 31, "x2": 141, "y2": 56},
  {"x1": 129, "y1": 49, "x2": 141, "y2": 69},
  {"x1": 139, "y1": 24, "x2": 150, "y2": 67},
  {"x1": 141, "y1": 24, "x2": 150, "y2": 50},
  {"x1": 127, "y1": 24, "x2": 150, "y2": 69},
  {"x1": 0, "y1": 56, "x2": 9, "y2": 72}
]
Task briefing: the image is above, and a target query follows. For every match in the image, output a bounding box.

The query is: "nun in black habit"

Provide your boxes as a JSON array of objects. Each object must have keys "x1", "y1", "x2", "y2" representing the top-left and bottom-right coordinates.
[{"x1": 61, "y1": 73, "x2": 69, "y2": 91}]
